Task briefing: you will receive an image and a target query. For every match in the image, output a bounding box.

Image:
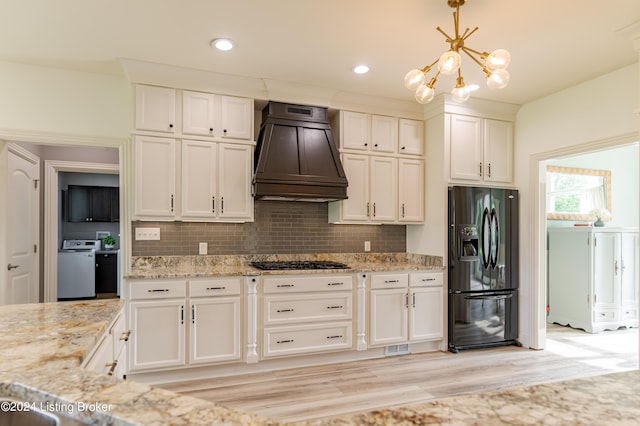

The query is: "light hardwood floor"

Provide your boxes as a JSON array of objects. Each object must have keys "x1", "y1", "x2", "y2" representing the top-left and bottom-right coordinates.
[{"x1": 160, "y1": 325, "x2": 639, "y2": 423}]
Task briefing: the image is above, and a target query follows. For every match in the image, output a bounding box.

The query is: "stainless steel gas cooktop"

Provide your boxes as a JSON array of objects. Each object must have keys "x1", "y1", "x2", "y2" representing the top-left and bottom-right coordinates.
[{"x1": 250, "y1": 261, "x2": 350, "y2": 271}]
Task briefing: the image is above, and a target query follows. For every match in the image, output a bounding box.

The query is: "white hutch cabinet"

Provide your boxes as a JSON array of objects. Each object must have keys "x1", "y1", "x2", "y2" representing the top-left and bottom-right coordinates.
[{"x1": 547, "y1": 227, "x2": 639, "y2": 333}]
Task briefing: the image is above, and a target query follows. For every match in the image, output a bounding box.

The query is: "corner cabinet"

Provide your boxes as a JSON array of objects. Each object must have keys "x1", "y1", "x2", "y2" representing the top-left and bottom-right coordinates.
[
  {"x1": 547, "y1": 228, "x2": 639, "y2": 333},
  {"x1": 449, "y1": 114, "x2": 513, "y2": 184}
]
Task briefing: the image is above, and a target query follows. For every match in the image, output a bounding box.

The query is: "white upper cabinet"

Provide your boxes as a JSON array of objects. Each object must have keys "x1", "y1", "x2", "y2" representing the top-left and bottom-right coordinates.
[
  {"x1": 340, "y1": 111, "x2": 371, "y2": 151},
  {"x1": 134, "y1": 135, "x2": 177, "y2": 219},
  {"x1": 370, "y1": 115, "x2": 398, "y2": 153},
  {"x1": 340, "y1": 111, "x2": 398, "y2": 153},
  {"x1": 398, "y1": 119, "x2": 424, "y2": 156},
  {"x1": 398, "y1": 158, "x2": 425, "y2": 222},
  {"x1": 369, "y1": 156, "x2": 397, "y2": 222},
  {"x1": 219, "y1": 95, "x2": 253, "y2": 140},
  {"x1": 135, "y1": 85, "x2": 177, "y2": 133},
  {"x1": 449, "y1": 114, "x2": 513, "y2": 184},
  {"x1": 181, "y1": 140, "x2": 218, "y2": 218},
  {"x1": 182, "y1": 90, "x2": 216, "y2": 136},
  {"x1": 217, "y1": 143, "x2": 253, "y2": 220}
]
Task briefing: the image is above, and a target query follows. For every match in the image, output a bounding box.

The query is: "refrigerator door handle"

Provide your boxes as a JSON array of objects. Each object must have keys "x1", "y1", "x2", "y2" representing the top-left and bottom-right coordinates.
[
  {"x1": 490, "y1": 208, "x2": 499, "y2": 269},
  {"x1": 481, "y1": 207, "x2": 491, "y2": 269},
  {"x1": 464, "y1": 293, "x2": 513, "y2": 301}
]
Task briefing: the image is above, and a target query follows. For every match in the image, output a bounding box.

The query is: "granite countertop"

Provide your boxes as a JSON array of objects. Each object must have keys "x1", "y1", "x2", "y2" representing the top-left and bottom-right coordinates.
[
  {"x1": 1, "y1": 298, "x2": 638, "y2": 425},
  {"x1": 0, "y1": 299, "x2": 273, "y2": 426},
  {"x1": 126, "y1": 253, "x2": 445, "y2": 279}
]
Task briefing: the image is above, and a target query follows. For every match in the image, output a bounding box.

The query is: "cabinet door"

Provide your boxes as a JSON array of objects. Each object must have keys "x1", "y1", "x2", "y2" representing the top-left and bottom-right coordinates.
[
  {"x1": 341, "y1": 111, "x2": 371, "y2": 150},
  {"x1": 135, "y1": 85, "x2": 176, "y2": 133},
  {"x1": 370, "y1": 156, "x2": 397, "y2": 222},
  {"x1": 483, "y1": 119, "x2": 513, "y2": 183},
  {"x1": 369, "y1": 288, "x2": 408, "y2": 346},
  {"x1": 129, "y1": 300, "x2": 185, "y2": 371},
  {"x1": 371, "y1": 115, "x2": 397, "y2": 153},
  {"x1": 340, "y1": 153, "x2": 370, "y2": 221},
  {"x1": 398, "y1": 119, "x2": 424, "y2": 155},
  {"x1": 134, "y1": 136, "x2": 176, "y2": 218},
  {"x1": 181, "y1": 140, "x2": 217, "y2": 218},
  {"x1": 449, "y1": 114, "x2": 482, "y2": 181},
  {"x1": 182, "y1": 91, "x2": 215, "y2": 136},
  {"x1": 398, "y1": 159, "x2": 424, "y2": 222},
  {"x1": 110, "y1": 187, "x2": 119, "y2": 222},
  {"x1": 95, "y1": 253, "x2": 118, "y2": 293},
  {"x1": 90, "y1": 186, "x2": 112, "y2": 222},
  {"x1": 409, "y1": 286, "x2": 443, "y2": 341},
  {"x1": 190, "y1": 297, "x2": 241, "y2": 365},
  {"x1": 218, "y1": 143, "x2": 253, "y2": 220},
  {"x1": 220, "y1": 95, "x2": 253, "y2": 140},
  {"x1": 620, "y1": 233, "x2": 639, "y2": 316},
  {"x1": 67, "y1": 185, "x2": 90, "y2": 222},
  {"x1": 593, "y1": 233, "x2": 618, "y2": 310}
]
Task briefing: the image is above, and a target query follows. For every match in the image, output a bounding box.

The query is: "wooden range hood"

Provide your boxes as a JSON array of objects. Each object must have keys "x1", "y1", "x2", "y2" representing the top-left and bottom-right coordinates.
[{"x1": 253, "y1": 102, "x2": 348, "y2": 202}]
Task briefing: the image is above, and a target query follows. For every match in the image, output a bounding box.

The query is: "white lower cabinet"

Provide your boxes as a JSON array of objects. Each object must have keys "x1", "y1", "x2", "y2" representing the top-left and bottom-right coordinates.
[
  {"x1": 189, "y1": 279, "x2": 241, "y2": 365},
  {"x1": 84, "y1": 308, "x2": 129, "y2": 378},
  {"x1": 369, "y1": 271, "x2": 443, "y2": 347},
  {"x1": 261, "y1": 275, "x2": 354, "y2": 358},
  {"x1": 128, "y1": 277, "x2": 241, "y2": 372}
]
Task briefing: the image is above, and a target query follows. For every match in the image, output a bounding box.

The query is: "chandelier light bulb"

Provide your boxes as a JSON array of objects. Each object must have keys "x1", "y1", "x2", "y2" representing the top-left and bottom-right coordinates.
[
  {"x1": 486, "y1": 69, "x2": 510, "y2": 89},
  {"x1": 485, "y1": 49, "x2": 511, "y2": 70},
  {"x1": 451, "y1": 80, "x2": 471, "y2": 103},
  {"x1": 404, "y1": 69, "x2": 426, "y2": 90},
  {"x1": 437, "y1": 51, "x2": 461, "y2": 75},
  {"x1": 415, "y1": 84, "x2": 435, "y2": 104}
]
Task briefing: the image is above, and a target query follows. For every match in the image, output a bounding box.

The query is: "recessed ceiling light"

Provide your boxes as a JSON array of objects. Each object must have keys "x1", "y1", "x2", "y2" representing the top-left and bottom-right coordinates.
[
  {"x1": 352, "y1": 65, "x2": 370, "y2": 74},
  {"x1": 211, "y1": 38, "x2": 235, "y2": 51}
]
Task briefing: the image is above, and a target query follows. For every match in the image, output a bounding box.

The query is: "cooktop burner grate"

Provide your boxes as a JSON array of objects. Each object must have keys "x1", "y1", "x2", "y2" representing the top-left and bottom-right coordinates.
[{"x1": 250, "y1": 261, "x2": 350, "y2": 270}]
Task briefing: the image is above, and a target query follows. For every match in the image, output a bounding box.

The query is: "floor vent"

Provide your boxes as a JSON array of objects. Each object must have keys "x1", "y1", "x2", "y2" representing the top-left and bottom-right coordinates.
[{"x1": 385, "y1": 344, "x2": 410, "y2": 356}]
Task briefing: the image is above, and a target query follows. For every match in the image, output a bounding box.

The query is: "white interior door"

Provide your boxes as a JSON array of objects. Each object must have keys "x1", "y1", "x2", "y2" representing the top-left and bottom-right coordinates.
[{"x1": 6, "y1": 145, "x2": 40, "y2": 304}]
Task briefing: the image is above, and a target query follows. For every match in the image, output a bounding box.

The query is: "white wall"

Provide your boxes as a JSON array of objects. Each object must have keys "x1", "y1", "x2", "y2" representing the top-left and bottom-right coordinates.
[
  {"x1": 515, "y1": 63, "x2": 640, "y2": 348},
  {"x1": 0, "y1": 61, "x2": 131, "y2": 138}
]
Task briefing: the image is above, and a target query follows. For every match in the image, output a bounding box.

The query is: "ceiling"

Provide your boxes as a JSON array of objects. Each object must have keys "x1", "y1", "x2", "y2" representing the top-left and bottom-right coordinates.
[{"x1": 1, "y1": 0, "x2": 639, "y2": 106}]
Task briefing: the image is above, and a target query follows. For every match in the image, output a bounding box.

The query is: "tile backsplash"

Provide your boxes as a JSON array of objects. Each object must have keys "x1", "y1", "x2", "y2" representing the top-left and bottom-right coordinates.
[{"x1": 132, "y1": 201, "x2": 406, "y2": 256}]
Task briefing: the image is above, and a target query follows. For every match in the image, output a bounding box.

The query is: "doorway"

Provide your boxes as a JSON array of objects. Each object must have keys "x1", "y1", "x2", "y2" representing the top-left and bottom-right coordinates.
[{"x1": 543, "y1": 142, "x2": 639, "y2": 355}]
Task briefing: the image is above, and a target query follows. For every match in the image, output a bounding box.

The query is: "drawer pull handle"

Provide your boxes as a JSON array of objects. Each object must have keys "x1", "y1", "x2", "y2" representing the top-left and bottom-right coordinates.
[
  {"x1": 206, "y1": 286, "x2": 226, "y2": 290},
  {"x1": 326, "y1": 335, "x2": 343, "y2": 339},
  {"x1": 422, "y1": 278, "x2": 437, "y2": 282},
  {"x1": 119, "y1": 331, "x2": 131, "y2": 342},
  {"x1": 276, "y1": 339, "x2": 294, "y2": 344},
  {"x1": 327, "y1": 305, "x2": 343, "y2": 310},
  {"x1": 385, "y1": 280, "x2": 400, "y2": 284},
  {"x1": 105, "y1": 360, "x2": 118, "y2": 376},
  {"x1": 276, "y1": 309, "x2": 294, "y2": 313},
  {"x1": 148, "y1": 289, "x2": 169, "y2": 293},
  {"x1": 277, "y1": 284, "x2": 295, "y2": 288},
  {"x1": 328, "y1": 282, "x2": 344, "y2": 286}
]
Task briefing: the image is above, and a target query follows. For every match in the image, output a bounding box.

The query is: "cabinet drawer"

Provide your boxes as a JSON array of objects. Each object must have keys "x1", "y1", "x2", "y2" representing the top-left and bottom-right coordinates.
[
  {"x1": 410, "y1": 272, "x2": 443, "y2": 287},
  {"x1": 263, "y1": 322, "x2": 352, "y2": 358},
  {"x1": 593, "y1": 310, "x2": 618, "y2": 322},
  {"x1": 264, "y1": 293, "x2": 352, "y2": 325},
  {"x1": 371, "y1": 273, "x2": 408, "y2": 289},
  {"x1": 129, "y1": 280, "x2": 186, "y2": 300},
  {"x1": 620, "y1": 308, "x2": 638, "y2": 320},
  {"x1": 263, "y1": 275, "x2": 353, "y2": 293},
  {"x1": 189, "y1": 278, "x2": 241, "y2": 297}
]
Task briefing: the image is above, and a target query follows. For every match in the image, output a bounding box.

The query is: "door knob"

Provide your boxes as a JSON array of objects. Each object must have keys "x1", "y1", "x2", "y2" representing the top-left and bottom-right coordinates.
[{"x1": 7, "y1": 264, "x2": 19, "y2": 270}]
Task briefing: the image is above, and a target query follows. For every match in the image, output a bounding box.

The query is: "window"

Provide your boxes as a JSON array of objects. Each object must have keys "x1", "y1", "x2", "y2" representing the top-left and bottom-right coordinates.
[{"x1": 546, "y1": 165, "x2": 611, "y2": 220}]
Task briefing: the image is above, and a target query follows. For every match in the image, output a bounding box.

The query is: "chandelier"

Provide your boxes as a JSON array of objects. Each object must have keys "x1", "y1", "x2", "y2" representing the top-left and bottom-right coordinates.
[{"x1": 404, "y1": 0, "x2": 511, "y2": 104}]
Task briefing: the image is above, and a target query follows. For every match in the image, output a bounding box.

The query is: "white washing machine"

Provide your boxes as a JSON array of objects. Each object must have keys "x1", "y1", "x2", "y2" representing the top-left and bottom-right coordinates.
[{"x1": 57, "y1": 239, "x2": 100, "y2": 299}]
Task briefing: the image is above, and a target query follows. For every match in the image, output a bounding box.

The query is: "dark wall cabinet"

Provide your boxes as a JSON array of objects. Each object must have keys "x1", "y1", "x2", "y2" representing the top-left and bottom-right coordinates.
[
  {"x1": 68, "y1": 185, "x2": 119, "y2": 222},
  {"x1": 95, "y1": 252, "x2": 118, "y2": 293}
]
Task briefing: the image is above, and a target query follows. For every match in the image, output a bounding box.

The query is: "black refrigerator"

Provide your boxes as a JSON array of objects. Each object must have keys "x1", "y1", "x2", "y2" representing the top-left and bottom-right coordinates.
[{"x1": 448, "y1": 186, "x2": 519, "y2": 353}]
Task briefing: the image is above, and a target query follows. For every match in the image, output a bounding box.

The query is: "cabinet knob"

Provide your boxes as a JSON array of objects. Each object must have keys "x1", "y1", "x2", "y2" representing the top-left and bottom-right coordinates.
[
  {"x1": 209, "y1": 128, "x2": 213, "y2": 133},
  {"x1": 401, "y1": 146, "x2": 406, "y2": 150},
  {"x1": 223, "y1": 129, "x2": 228, "y2": 134},
  {"x1": 364, "y1": 143, "x2": 368, "y2": 147},
  {"x1": 168, "y1": 123, "x2": 174, "y2": 129},
  {"x1": 374, "y1": 144, "x2": 378, "y2": 147}
]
